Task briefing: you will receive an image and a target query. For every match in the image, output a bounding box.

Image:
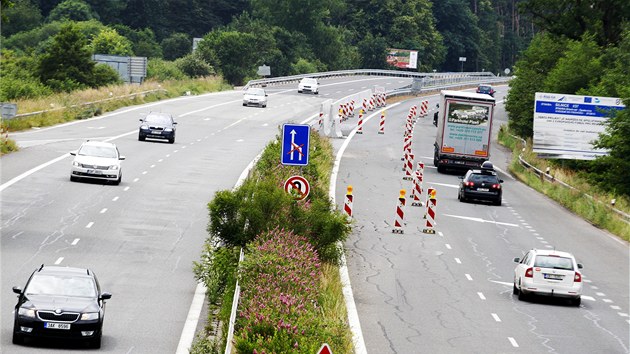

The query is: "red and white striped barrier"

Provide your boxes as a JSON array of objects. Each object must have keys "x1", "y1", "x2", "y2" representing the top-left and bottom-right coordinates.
[
  {"x1": 423, "y1": 188, "x2": 437, "y2": 234},
  {"x1": 378, "y1": 110, "x2": 386, "y2": 134},
  {"x1": 369, "y1": 96, "x2": 375, "y2": 111},
  {"x1": 392, "y1": 189, "x2": 406, "y2": 234},
  {"x1": 344, "y1": 185, "x2": 353, "y2": 218},
  {"x1": 403, "y1": 153, "x2": 414, "y2": 180},
  {"x1": 363, "y1": 98, "x2": 368, "y2": 113},
  {"x1": 411, "y1": 162, "x2": 424, "y2": 206},
  {"x1": 357, "y1": 109, "x2": 364, "y2": 134},
  {"x1": 350, "y1": 100, "x2": 355, "y2": 116},
  {"x1": 420, "y1": 100, "x2": 429, "y2": 117},
  {"x1": 318, "y1": 111, "x2": 324, "y2": 129},
  {"x1": 402, "y1": 134, "x2": 412, "y2": 161}
]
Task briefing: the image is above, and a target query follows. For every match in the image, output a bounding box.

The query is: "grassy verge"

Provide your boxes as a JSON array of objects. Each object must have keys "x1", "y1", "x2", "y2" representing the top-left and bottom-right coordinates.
[
  {"x1": 192, "y1": 129, "x2": 353, "y2": 353},
  {"x1": 498, "y1": 126, "x2": 630, "y2": 242},
  {"x1": 0, "y1": 76, "x2": 232, "y2": 155}
]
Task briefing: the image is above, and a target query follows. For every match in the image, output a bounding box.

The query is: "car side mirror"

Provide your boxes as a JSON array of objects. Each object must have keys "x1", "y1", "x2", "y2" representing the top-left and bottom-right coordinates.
[
  {"x1": 577, "y1": 263, "x2": 583, "y2": 269},
  {"x1": 70, "y1": 151, "x2": 77, "y2": 156},
  {"x1": 139, "y1": 118, "x2": 143, "y2": 122},
  {"x1": 119, "y1": 156, "x2": 126, "y2": 161},
  {"x1": 513, "y1": 257, "x2": 520, "y2": 263},
  {"x1": 499, "y1": 179, "x2": 504, "y2": 183},
  {"x1": 173, "y1": 122, "x2": 178, "y2": 125},
  {"x1": 100, "y1": 292, "x2": 112, "y2": 300},
  {"x1": 436, "y1": 104, "x2": 439, "y2": 108},
  {"x1": 12, "y1": 286, "x2": 22, "y2": 295}
]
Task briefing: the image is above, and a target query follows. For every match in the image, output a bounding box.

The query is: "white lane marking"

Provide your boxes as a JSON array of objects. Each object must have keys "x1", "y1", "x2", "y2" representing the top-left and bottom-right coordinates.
[
  {"x1": 142, "y1": 171, "x2": 147, "y2": 175},
  {"x1": 445, "y1": 244, "x2": 452, "y2": 250},
  {"x1": 175, "y1": 283, "x2": 207, "y2": 354},
  {"x1": 478, "y1": 292, "x2": 486, "y2": 300},
  {"x1": 581, "y1": 295, "x2": 596, "y2": 301},
  {"x1": 166, "y1": 154, "x2": 171, "y2": 158},
  {"x1": 442, "y1": 214, "x2": 520, "y2": 227},
  {"x1": 55, "y1": 257, "x2": 64, "y2": 265},
  {"x1": 536, "y1": 237, "x2": 544, "y2": 240},
  {"x1": 100, "y1": 208, "x2": 107, "y2": 214},
  {"x1": 465, "y1": 274, "x2": 473, "y2": 281},
  {"x1": 133, "y1": 178, "x2": 140, "y2": 182},
  {"x1": 151, "y1": 164, "x2": 156, "y2": 168},
  {"x1": 491, "y1": 313, "x2": 501, "y2": 322},
  {"x1": 236, "y1": 139, "x2": 244, "y2": 142},
  {"x1": 124, "y1": 186, "x2": 130, "y2": 191},
  {"x1": 508, "y1": 337, "x2": 519, "y2": 348},
  {"x1": 86, "y1": 222, "x2": 94, "y2": 228},
  {"x1": 540, "y1": 240, "x2": 548, "y2": 244},
  {"x1": 455, "y1": 258, "x2": 462, "y2": 264},
  {"x1": 425, "y1": 182, "x2": 459, "y2": 189},
  {"x1": 158, "y1": 159, "x2": 163, "y2": 162},
  {"x1": 71, "y1": 238, "x2": 80, "y2": 246},
  {"x1": 0, "y1": 154, "x2": 70, "y2": 192},
  {"x1": 438, "y1": 231, "x2": 444, "y2": 237},
  {"x1": 545, "y1": 245, "x2": 553, "y2": 248},
  {"x1": 603, "y1": 299, "x2": 613, "y2": 303},
  {"x1": 181, "y1": 146, "x2": 187, "y2": 149},
  {"x1": 619, "y1": 313, "x2": 629, "y2": 317},
  {"x1": 112, "y1": 196, "x2": 119, "y2": 201},
  {"x1": 611, "y1": 305, "x2": 621, "y2": 310},
  {"x1": 489, "y1": 280, "x2": 512, "y2": 287},
  {"x1": 596, "y1": 292, "x2": 606, "y2": 296}
]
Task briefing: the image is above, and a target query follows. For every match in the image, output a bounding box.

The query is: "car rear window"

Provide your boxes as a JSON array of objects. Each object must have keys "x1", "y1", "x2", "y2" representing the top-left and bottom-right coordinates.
[
  {"x1": 533, "y1": 255, "x2": 574, "y2": 270},
  {"x1": 469, "y1": 174, "x2": 499, "y2": 184},
  {"x1": 479, "y1": 85, "x2": 491, "y2": 91}
]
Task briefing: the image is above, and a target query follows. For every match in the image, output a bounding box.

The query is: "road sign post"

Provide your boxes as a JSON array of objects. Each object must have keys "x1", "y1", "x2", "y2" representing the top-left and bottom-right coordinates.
[{"x1": 281, "y1": 124, "x2": 310, "y2": 166}]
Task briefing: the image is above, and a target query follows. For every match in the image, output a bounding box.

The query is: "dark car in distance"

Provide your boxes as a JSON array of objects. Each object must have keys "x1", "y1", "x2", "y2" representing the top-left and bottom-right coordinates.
[
  {"x1": 12, "y1": 265, "x2": 112, "y2": 348},
  {"x1": 458, "y1": 161, "x2": 503, "y2": 205},
  {"x1": 139, "y1": 112, "x2": 177, "y2": 143},
  {"x1": 476, "y1": 84, "x2": 495, "y2": 97}
]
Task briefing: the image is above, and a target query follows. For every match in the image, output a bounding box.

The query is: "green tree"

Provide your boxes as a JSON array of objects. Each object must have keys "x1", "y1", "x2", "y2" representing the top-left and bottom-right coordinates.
[
  {"x1": 37, "y1": 22, "x2": 95, "y2": 91},
  {"x1": 84, "y1": 0, "x2": 126, "y2": 24},
  {"x1": 90, "y1": 28, "x2": 133, "y2": 56},
  {"x1": 175, "y1": 53, "x2": 214, "y2": 78},
  {"x1": 1, "y1": 0, "x2": 43, "y2": 37},
  {"x1": 358, "y1": 34, "x2": 388, "y2": 69},
  {"x1": 432, "y1": 0, "x2": 482, "y2": 72},
  {"x1": 161, "y1": 32, "x2": 190, "y2": 61},
  {"x1": 112, "y1": 25, "x2": 162, "y2": 58},
  {"x1": 505, "y1": 33, "x2": 567, "y2": 138},
  {"x1": 197, "y1": 30, "x2": 257, "y2": 85},
  {"x1": 47, "y1": 0, "x2": 97, "y2": 22},
  {"x1": 0, "y1": 50, "x2": 52, "y2": 100}
]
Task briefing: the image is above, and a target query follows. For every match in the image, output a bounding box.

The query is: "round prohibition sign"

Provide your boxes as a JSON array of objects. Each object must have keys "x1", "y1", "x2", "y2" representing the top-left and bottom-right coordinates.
[{"x1": 284, "y1": 175, "x2": 310, "y2": 200}]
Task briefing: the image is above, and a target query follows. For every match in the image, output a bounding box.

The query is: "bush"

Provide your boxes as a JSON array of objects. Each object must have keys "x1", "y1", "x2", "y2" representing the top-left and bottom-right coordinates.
[
  {"x1": 92, "y1": 63, "x2": 122, "y2": 87},
  {"x1": 0, "y1": 76, "x2": 52, "y2": 101},
  {"x1": 175, "y1": 54, "x2": 215, "y2": 78},
  {"x1": 147, "y1": 58, "x2": 187, "y2": 81}
]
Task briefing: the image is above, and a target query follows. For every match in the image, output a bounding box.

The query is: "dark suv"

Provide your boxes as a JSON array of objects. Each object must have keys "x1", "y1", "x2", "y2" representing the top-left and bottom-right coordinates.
[
  {"x1": 139, "y1": 112, "x2": 177, "y2": 143},
  {"x1": 476, "y1": 84, "x2": 495, "y2": 97},
  {"x1": 12, "y1": 265, "x2": 112, "y2": 348},
  {"x1": 458, "y1": 161, "x2": 503, "y2": 205}
]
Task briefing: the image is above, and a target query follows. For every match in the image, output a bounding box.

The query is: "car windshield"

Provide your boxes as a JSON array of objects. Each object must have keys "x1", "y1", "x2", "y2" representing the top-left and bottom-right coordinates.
[
  {"x1": 302, "y1": 78, "x2": 316, "y2": 84},
  {"x1": 26, "y1": 274, "x2": 97, "y2": 297},
  {"x1": 469, "y1": 173, "x2": 499, "y2": 184},
  {"x1": 78, "y1": 145, "x2": 117, "y2": 158},
  {"x1": 533, "y1": 255, "x2": 574, "y2": 270},
  {"x1": 246, "y1": 88, "x2": 265, "y2": 96},
  {"x1": 145, "y1": 115, "x2": 172, "y2": 125},
  {"x1": 479, "y1": 85, "x2": 492, "y2": 91}
]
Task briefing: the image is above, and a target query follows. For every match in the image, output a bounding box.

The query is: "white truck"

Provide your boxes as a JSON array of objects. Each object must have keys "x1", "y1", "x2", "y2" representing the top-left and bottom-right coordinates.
[{"x1": 433, "y1": 90, "x2": 496, "y2": 173}]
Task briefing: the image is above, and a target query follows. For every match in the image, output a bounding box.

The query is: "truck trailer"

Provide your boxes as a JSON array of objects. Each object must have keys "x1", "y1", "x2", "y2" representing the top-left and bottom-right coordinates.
[{"x1": 433, "y1": 90, "x2": 496, "y2": 173}]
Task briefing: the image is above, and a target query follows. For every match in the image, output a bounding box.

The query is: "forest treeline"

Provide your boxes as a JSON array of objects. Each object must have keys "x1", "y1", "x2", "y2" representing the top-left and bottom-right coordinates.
[{"x1": 1, "y1": 0, "x2": 534, "y2": 96}]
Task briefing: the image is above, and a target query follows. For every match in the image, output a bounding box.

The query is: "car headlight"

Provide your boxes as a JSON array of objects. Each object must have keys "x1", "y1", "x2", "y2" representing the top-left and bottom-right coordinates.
[
  {"x1": 18, "y1": 307, "x2": 36, "y2": 318},
  {"x1": 73, "y1": 161, "x2": 81, "y2": 167},
  {"x1": 140, "y1": 124, "x2": 149, "y2": 130},
  {"x1": 109, "y1": 165, "x2": 120, "y2": 170},
  {"x1": 81, "y1": 312, "x2": 99, "y2": 321}
]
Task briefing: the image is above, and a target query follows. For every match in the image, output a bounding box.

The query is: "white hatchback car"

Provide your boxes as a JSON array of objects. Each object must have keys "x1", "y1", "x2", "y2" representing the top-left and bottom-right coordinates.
[
  {"x1": 513, "y1": 249, "x2": 583, "y2": 306},
  {"x1": 297, "y1": 77, "x2": 319, "y2": 94},
  {"x1": 70, "y1": 141, "x2": 125, "y2": 185},
  {"x1": 242, "y1": 87, "x2": 268, "y2": 107}
]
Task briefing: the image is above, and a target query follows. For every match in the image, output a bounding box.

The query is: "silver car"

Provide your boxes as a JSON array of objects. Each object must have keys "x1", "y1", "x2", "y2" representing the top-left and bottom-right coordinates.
[
  {"x1": 513, "y1": 249, "x2": 583, "y2": 306},
  {"x1": 242, "y1": 87, "x2": 268, "y2": 107},
  {"x1": 70, "y1": 141, "x2": 125, "y2": 185},
  {"x1": 297, "y1": 78, "x2": 319, "y2": 94}
]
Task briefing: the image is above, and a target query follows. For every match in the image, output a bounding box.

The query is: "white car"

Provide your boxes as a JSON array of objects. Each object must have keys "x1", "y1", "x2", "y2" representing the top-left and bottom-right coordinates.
[
  {"x1": 513, "y1": 249, "x2": 583, "y2": 306},
  {"x1": 70, "y1": 141, "x2": 125, "y2": 185},
  {"x1": 297, "y1": 78, "x2": 319, "y2": 94},
  {"x1": 242, "y1": 87, "x2": 268, "y2": 107}
]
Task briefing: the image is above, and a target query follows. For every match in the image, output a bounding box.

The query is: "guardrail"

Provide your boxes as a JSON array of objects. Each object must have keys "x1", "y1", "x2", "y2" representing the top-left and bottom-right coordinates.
[
  {"x1": 243, "y1": 69, "x2": 502, "y2": 90},
  {"x1": 7, "y1": 88, "x2": 167, "y2": 120}
]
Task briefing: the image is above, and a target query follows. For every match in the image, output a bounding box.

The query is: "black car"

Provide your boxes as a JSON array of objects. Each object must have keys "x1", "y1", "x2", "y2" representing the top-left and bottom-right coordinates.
[
  {"x1": 12, "y1": 265, "x2": 112, "y2": 348},
  {"x1": 139, "y1": 112, "x2": 177, "y2": 143},
  {"x1": 476, "y1": 84, "x2": 495, "y2": 97},
  {"x1": 458, "y1": 161, "x2": 503, "y2": 205}
]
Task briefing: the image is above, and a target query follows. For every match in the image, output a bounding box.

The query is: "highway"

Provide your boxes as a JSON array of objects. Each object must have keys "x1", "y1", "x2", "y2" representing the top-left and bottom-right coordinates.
[
  {"x1": 334, "y1": 86, "x2": 630, "y2": 353},
  {"x1": 0, "y1": 76, "x2": 410, "y2": 353},
  {"x1": 1, "y1": 77, "x2": 628, "y2": 354}
]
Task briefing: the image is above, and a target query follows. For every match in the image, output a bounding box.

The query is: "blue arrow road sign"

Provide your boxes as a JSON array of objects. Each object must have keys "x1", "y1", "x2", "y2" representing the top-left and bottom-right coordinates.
[{"x1": 281, "y1": 124, "x2": 310, "y2": 166}]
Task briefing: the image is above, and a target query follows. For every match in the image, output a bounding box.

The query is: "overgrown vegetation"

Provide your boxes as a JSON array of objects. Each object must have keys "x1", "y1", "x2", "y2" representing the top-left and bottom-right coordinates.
[
  {"x1": 498, "y1": 126, "x2": 630, "y2": 242},
  {"x1": 192, "y1": 130, "x2": 353, "y2": 353}
]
